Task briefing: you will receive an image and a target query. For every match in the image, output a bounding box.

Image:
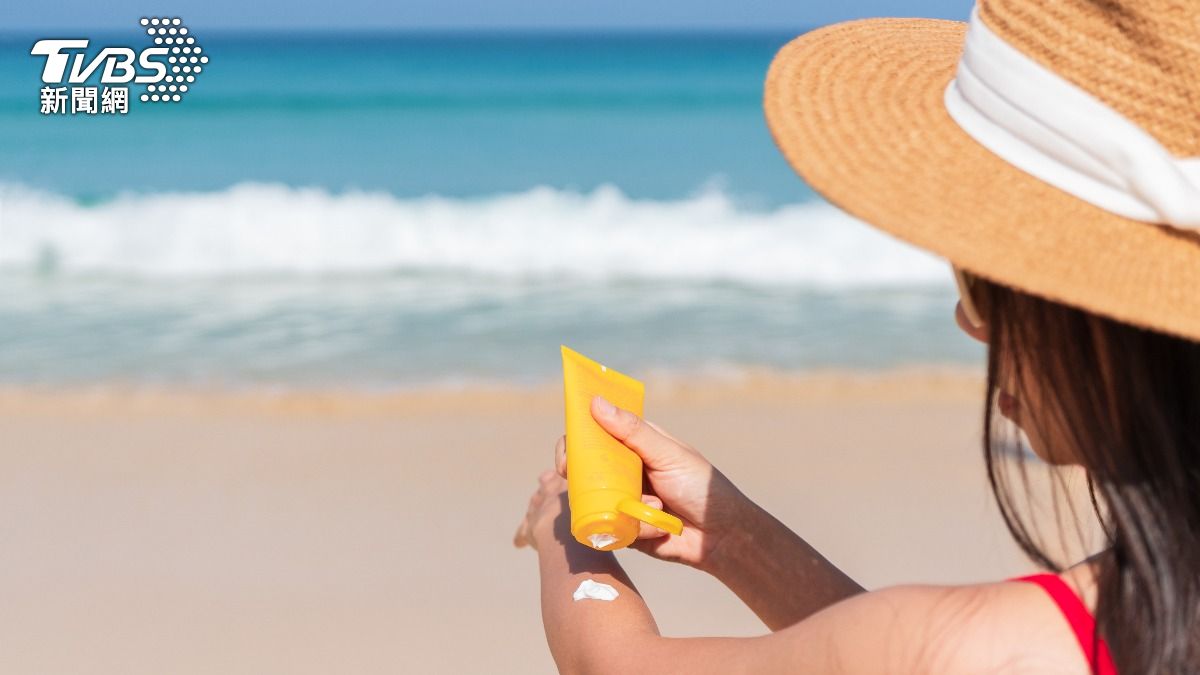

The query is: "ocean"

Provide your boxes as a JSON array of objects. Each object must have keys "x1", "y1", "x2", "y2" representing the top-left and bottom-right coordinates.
[{"x1": 0, "y1": 31, "x2": 980, "y2": 387}]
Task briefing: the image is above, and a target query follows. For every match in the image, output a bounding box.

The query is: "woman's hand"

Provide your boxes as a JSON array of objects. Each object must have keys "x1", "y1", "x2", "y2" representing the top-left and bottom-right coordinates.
[
  {"x1": 524, "y1": 395, "x2": 863, "y2": 632},
  {"x1": 551, "y1": 395, "x2": 750, "y2": 570},
  {"x1": 513, "y1": 469, "x2": 568, "y2": 551}
]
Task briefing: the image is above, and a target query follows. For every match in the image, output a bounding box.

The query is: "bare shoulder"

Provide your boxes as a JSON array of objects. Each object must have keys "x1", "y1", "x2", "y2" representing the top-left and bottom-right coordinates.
[
  {"x1": 764, "y1": 580, "x2": 1091, "y2": 674},
  {"x1": 921, "y1": 580, "x2": 1092, "y2": 674}
]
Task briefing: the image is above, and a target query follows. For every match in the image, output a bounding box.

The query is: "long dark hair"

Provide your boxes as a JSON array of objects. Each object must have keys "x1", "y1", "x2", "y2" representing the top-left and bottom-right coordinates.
[{"x1": 973, "y1": 279, "x2": 1200, "y2": 675}]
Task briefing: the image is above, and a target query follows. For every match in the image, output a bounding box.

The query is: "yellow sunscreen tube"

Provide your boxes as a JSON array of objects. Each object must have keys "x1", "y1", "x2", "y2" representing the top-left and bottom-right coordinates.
[{"x1": 561, "y1": 345, "x2": 684, "y2": 550}]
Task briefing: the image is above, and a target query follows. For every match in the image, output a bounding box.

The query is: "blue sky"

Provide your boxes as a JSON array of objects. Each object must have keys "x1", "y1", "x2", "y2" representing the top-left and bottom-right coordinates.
[{"x1": 3, "y1": 0, "x2": 973, "y2": 31}]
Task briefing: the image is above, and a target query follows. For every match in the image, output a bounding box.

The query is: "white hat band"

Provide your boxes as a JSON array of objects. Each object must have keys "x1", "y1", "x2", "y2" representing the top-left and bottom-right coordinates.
[{"x1": 944, "y1": 8, "x2": 1200, "y2": 229}]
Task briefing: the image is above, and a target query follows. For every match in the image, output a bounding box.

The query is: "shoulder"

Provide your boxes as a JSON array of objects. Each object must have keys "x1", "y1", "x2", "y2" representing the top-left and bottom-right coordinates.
[{"x1": 765, "y1": 580, "x2": 1091, "y2": 674}]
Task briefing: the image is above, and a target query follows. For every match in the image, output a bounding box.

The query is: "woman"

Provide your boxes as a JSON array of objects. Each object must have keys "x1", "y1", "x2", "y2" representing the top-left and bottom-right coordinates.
[{"x1": 515, "y1": 0, "x2": 1200, "y2": 672}]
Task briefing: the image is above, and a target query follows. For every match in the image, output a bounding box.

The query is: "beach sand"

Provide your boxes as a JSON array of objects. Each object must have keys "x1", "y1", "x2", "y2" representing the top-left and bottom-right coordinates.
[{"x1": 0, "y1": 370, "x2": 1054, "y2": 674}]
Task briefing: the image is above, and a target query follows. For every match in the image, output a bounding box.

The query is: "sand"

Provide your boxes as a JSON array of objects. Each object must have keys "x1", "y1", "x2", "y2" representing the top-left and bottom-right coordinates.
[{"x1": 0, "y1": 369, "x2": 1049, "y2": 674}]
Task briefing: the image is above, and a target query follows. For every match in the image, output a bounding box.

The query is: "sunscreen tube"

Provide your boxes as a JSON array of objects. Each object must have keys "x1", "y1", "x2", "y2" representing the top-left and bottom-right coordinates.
[{"x1": 561, "y1": 345, "x2": 684, "y2": 550}]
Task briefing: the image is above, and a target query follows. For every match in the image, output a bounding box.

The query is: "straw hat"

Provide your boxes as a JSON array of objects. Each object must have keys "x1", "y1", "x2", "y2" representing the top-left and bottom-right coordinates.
[{"x1": 764, "y1": 0, "x2": 1200, "y2": 340}]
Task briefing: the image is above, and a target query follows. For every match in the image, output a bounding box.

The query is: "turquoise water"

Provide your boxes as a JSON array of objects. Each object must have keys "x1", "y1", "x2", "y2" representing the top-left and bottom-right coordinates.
[
  {"x1": 0, "y1": 32, "x2": 811, "y2": 203},
  {"x1": 0, "y1": 30, "x2": 980, "y2": 386}
]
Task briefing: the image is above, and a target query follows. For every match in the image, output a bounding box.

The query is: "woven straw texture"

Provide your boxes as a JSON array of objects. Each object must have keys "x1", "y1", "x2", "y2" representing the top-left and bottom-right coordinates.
[
  {"x1": 981, "y1": 0, "x2": 1200, "y2": 156},
  {"x1": 763, "y1": 16, "x2": 1200, "y2": 341}
]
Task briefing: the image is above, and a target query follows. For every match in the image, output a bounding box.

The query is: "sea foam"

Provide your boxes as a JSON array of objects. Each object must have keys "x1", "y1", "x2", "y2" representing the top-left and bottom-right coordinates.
[{"x1": 0, "y1": 182, "x2": 947, "y2": 287}]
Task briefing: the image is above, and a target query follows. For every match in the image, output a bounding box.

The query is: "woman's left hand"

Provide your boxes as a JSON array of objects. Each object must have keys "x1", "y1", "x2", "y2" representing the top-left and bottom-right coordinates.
[{"x1": 513, "y1": 469, "x2": 568, "y2": 550}]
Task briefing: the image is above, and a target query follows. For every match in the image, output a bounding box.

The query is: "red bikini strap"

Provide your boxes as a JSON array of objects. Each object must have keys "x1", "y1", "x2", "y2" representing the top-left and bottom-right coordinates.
[{"x1": 1013, "y1": 573, "x2": 1117, "y2": 675}]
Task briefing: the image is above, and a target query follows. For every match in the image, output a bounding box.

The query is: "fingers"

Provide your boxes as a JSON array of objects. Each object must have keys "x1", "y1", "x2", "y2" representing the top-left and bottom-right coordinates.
[
  {"x1": 514, "y1": 492, "x2": 535, "y2": 548},
  {"x1": 590, "y1": 395, "x2": 696, "y2": 471},
  {"x1": 644, "y1": 419, "x2": 685, "y2": 446},
  {"x1": 629, "y1": 535, "x2": 672, "y2": 557},
  {"x1": 538, "y1": 469, "x2": 566, "y2": 496},
  {"x1": 636, "y1": 494, "x2": 670, "y2": 539},
  {"x1": 516, "y1": 470, "x2": 562, "y2": 549},
  {"x1": 554, "y1": 435, "x2": 566, "y2": 478}
]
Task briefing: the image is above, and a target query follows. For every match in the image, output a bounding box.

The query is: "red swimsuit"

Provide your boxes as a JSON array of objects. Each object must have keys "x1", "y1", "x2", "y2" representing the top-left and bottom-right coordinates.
[{"x1": 1013, "y1": 574, "x2": 1117, "y2": 674}]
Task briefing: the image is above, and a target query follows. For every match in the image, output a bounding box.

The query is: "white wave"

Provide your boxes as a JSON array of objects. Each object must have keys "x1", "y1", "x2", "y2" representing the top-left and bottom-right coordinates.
[{"x1": 0, "y1": 182, "x2": 949, "y2": 286}]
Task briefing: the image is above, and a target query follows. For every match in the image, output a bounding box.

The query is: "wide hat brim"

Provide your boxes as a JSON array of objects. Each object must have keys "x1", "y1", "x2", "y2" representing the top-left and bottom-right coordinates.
[{"x1": 765, "y1": 18, "x2": 1200, "y2": 340}]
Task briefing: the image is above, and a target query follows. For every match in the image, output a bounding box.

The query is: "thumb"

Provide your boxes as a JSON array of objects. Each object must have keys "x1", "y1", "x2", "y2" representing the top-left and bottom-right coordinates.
[{"x1": 590, "y1": 395, "x2": 695, "y2": 471}]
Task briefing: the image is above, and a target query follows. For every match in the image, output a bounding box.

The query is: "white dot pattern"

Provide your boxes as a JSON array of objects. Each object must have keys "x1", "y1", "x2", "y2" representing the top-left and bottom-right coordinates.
[{"x1": 139, "y1": 17, "x2": 208, "y2": 104}]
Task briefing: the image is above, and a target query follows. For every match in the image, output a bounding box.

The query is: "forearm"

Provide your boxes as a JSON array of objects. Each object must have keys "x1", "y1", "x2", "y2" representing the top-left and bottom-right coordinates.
[
  {"x1": 536, "y1": 508, "x2": 660, "y2": 674},
  {"x1": 703, "y1": 493, "x2": 864, "y2": 631}
]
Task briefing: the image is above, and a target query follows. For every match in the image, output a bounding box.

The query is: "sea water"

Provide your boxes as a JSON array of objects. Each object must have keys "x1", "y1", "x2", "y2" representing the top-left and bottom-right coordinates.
[{"x1": 0, "y1": 31, "x2": 980, "y2": 387}]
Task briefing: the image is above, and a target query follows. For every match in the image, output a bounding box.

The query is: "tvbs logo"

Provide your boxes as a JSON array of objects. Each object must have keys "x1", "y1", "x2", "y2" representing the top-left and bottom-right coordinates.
[{"x1": 31, "y1": 17, "x2": 208, "y2": 116}]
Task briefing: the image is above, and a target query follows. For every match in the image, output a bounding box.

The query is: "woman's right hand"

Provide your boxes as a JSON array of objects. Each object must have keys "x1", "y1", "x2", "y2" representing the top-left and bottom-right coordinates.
[{"x1": 553, "y1": 395, "x2": 749, "y2": 569}]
